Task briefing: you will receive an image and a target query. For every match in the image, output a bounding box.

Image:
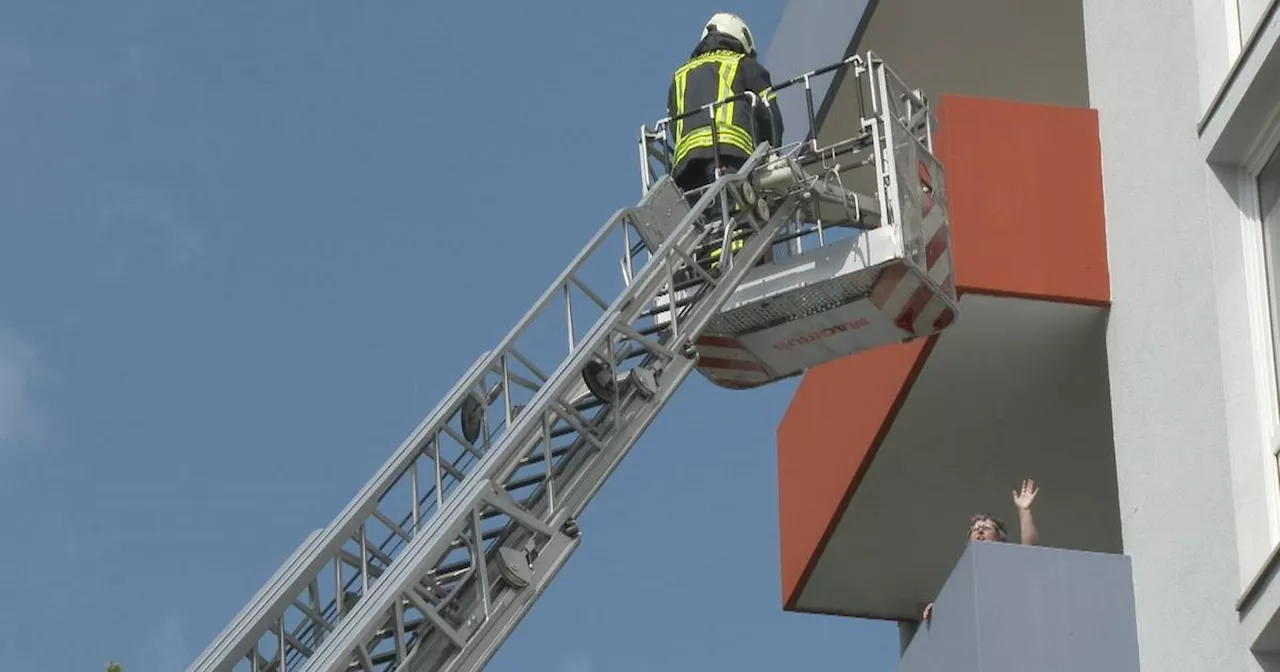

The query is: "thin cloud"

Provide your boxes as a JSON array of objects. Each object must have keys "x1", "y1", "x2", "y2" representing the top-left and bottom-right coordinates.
[
  {"x1": 559, "y1": 653, "x2": 593, "y2": 672},
  {"x1": 0, "y1": 31, "x2": 33, "y2": 96},
  {"x1": 94, "y1": 185, "x2": 205, "y2": 273},
  {"x1": 0, "y1": 327, "x2": 47, "y2": 455},
  {"x1": 0, "y1": 29, "x2": 205, "y2": 276},
  {"x1": 137, "y1": 610, "x2": 189, "y2": 672}
]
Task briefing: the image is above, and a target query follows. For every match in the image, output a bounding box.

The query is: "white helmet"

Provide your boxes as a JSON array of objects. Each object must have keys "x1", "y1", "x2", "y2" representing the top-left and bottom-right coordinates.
[{"x1": 702, "y1": 12, "x2": 756, "y2": 55}]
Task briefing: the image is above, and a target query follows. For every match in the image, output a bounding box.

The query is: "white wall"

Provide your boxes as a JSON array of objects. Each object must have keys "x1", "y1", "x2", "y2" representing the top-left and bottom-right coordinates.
[
  {"x1": 1239, "y1": 0, "x2": 1276, "y2": 46},
  {"x1": 1192, "y1": 0, "x2": 1274, "y2": 109},
  {"x1": 1194, "y1": 0, "x2": 1239, "y2": 108},
  {"x1": 1083, "y1": 0, "x2": 1252, "y2": 669}
]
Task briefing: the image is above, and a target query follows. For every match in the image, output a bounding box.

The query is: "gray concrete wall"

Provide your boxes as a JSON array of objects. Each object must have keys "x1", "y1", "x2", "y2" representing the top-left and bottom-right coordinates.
[
  {"x1": 762, "y1": 0, "x2": 872, "y2": 146},
  {"x1": 898, "y1": 541, "x2": 1139, "y2": 672},
  {"x1": 1082, "y1": 0, "x2": 1252, "y2": 669}
]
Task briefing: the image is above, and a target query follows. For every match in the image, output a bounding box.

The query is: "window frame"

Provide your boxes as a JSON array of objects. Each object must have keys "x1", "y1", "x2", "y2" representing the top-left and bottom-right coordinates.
[{"x1": 1239, "y1": 116, "x2": 1280, "y2": 542}]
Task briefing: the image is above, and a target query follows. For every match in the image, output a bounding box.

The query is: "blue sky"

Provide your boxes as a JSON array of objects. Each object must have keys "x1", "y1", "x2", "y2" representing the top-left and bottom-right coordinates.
[{"x1": 0, "y1": 2, "x2": 900, "y2": 670}]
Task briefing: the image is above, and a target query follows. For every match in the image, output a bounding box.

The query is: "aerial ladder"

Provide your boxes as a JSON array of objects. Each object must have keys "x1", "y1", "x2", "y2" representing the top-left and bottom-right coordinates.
[{"x1": 186, "y1": 52, "x2": 957, "y2": 672}]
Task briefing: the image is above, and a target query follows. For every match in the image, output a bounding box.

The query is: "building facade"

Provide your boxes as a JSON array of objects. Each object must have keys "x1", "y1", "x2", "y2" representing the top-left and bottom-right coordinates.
[{"x1": 766, "y1": 0, "x2": 1280, "y2": 669}]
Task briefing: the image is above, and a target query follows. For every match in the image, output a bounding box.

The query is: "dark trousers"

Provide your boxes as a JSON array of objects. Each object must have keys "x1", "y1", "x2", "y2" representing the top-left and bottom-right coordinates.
[
  {"x1": 670, "y1": 155, "x2": 769, "y2": 273},
  {"x1": 673, "y1": 156, "x2": 746, "y2": 210}
]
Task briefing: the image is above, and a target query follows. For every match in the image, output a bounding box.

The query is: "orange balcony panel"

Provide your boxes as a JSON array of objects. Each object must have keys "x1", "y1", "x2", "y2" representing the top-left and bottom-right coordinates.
[
  {"x1": 776, "y1": 338, "x2": 936, "y2": 610},
  {"x1": 938, "y1": 96, "x2": 1109, "y2": 305}
]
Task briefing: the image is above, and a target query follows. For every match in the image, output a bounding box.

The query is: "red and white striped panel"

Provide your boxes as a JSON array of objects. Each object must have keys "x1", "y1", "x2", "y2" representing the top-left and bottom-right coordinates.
[
  {"x1": 693, "y1": 334, "x2": 772, "y2": 389},
  {"x1": 867, "y1": 159, "x2": 957, "y2": 336}
]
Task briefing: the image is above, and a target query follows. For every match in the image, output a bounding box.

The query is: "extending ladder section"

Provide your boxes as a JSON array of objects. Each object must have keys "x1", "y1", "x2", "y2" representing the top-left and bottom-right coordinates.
[{"x1": 186, "y1": 141, "x2": 804, "y2": 672}]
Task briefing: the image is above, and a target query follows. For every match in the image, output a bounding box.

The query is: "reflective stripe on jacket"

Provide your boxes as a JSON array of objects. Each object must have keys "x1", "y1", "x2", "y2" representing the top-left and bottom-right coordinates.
[{"x1": 667, "y1": 34, "x2": 783, "y2": 178}]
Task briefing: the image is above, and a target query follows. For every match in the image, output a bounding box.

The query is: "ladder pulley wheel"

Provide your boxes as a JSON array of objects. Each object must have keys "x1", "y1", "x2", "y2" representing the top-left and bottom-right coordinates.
[
  {"x1": 739, "y1": 180, "x2": 757, "y2": 207},
  {"x1": 754, "y1": 196, "x2": 770, "y2": 223},
  {"x1": 630, "y1": 366, "x2": 659, "y2": 400},
  {"x1": 582, "y1": 360, "x2": 617, "y2": 403},
  {"x1": 497, "y1": 547, "x2": 534, "y2": 588},
  {"x1": 461, "y1": 394, "x2": 484, "y2": 444}
]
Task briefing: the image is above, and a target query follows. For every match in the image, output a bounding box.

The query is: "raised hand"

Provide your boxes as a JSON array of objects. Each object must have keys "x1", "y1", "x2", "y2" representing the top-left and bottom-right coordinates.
[{"x1": 1012, "y1": 479, "x2": 1039, "y2": 510}]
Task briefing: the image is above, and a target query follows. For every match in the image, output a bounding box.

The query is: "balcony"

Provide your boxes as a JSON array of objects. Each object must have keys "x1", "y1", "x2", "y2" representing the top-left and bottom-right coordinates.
[
  {"x1": 773, "y1": 91, "x2": 1120, "y2": 620},
  {"x1": 899, "y1": 541, "x2": 1139, "y2": 672}
]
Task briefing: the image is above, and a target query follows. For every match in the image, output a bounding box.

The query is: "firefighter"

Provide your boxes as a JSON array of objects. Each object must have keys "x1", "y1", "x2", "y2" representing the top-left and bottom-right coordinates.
[
  {"x1": 667, "y1": 13, "x2": 784, "y2": 271},
  {"x1": 669, "y1": 13, "x2": 784, "y2": 194}
]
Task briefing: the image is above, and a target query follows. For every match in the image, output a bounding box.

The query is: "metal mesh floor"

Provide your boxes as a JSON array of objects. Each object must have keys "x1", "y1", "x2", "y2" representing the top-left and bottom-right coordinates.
[{"x1": 708, "y1": 264, "x2": 883, "y2": 336}]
